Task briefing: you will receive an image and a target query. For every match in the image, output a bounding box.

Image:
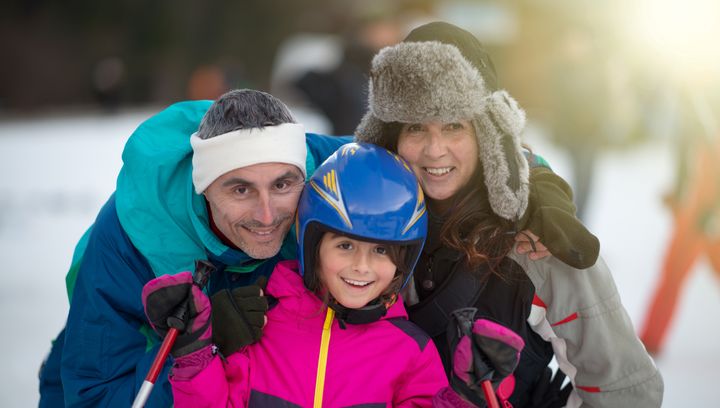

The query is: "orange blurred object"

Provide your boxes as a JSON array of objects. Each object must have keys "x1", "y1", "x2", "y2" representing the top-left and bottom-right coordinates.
[
  {"x1": 641, "y1": 134, "x2": 720, "y2": 354},
  {"x1": 187, "y1": 65, "x2": 229, "y2": 101}
]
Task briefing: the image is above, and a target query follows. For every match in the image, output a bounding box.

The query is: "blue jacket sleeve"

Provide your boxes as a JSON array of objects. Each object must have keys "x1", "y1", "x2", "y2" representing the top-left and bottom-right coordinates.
[
  {"x1": 306, "y1": 133, "x2": 352, "y2": 164},
  {"x1": 61, "y1": 195, "x2": 173, "y2": 407}
]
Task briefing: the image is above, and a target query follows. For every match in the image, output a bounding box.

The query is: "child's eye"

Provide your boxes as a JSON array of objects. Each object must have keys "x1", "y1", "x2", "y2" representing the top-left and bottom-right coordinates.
[
  {"x1": 338, "y1": 242, "x2": 353, "y2": 250},
  {"x1": 374, "y1": 246, "x2": 388, "y2": 255}
]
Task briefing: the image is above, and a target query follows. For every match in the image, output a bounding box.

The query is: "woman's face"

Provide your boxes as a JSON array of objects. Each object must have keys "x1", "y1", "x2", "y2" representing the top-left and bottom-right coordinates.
[{"x1": 397, "y1": 120, "x2": 479, "y2": 202}]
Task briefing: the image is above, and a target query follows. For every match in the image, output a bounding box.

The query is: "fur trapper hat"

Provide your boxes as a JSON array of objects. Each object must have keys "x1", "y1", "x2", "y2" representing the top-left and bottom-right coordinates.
[{"x1": 355, "y1": 22, "x2": 529, "y2": 221}]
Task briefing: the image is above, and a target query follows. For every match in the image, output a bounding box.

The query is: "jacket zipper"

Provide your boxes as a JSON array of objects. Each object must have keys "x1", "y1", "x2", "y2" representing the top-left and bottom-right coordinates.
[{"x1": 314, "y1": 308, "x2": 334, "y2": 408}]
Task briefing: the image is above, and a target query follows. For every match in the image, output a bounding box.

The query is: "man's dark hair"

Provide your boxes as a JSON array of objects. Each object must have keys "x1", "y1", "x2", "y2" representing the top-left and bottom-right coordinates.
[{"x1": 196, "y1": 89, "x2": 296, "y2": 140}]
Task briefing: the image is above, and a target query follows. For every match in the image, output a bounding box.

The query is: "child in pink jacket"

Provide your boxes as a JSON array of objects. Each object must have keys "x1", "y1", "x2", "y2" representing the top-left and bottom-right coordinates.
[{"x1": 142, "y1": 143, "x2": 524, "y2": 407}]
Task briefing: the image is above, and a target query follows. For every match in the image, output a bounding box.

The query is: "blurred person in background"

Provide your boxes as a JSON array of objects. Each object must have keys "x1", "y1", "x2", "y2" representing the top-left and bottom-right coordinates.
[
  {"x1": 640, "y1": 86, "x2": 720, "y2": 355},
  {"x1": 185, "y1": 60, "x2": 252, "y2": 101},
  {"x1": 186, "y1": 65, "x2": 229, "y2": 101},
  {"x1": 544, "y1": 18, "x2": 644, "y2": 222},
  {"x1": 546, "y1": 23, "x2": 609, "y2": 221},
  {"x1": 355, "y1": 21, "x2": 662, "y2": 407},
  {"x1": 293, "y1": 13, "x2": 404, "y2": 135},
  {"x1": 91, "y1": 57, "x2": 127, "y2": 112}
]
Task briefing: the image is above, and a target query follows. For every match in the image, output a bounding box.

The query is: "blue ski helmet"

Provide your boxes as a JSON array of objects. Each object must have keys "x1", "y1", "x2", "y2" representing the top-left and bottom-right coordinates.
[{"x1": 297, "y1": 142, "x2": 428, "y2": 298}]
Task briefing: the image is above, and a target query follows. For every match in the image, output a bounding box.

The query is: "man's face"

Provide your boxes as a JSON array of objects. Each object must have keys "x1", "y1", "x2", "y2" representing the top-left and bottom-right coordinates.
[{"x1": 204, "y1": 162, "x2": 304, "y2": 259}]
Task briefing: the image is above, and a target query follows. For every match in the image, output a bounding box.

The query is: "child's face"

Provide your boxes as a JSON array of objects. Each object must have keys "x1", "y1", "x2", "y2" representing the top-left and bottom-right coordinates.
[{"x1": 317, "y1": 232, "x2": 397, "y2": 309}]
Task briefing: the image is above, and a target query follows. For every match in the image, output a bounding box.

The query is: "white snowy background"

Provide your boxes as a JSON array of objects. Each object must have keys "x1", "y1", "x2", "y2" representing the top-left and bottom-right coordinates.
[{"x1": 0, "y1": 108, "x2": 718, "y2": 407}]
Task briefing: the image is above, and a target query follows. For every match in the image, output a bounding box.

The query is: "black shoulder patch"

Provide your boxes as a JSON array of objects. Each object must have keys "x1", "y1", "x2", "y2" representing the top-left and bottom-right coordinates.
[{"x1": 386, "y1": 318, "x2": 431, "y2": 351}]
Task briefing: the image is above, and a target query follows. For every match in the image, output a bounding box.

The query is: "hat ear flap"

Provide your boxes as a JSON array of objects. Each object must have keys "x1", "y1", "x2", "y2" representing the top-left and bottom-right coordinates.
[
  {"x1": 473, "y1": 90, "x2": 530, "y2": 221},
  {"x1": 354, "y1": 111, "x2": 386, "y2": 145}
]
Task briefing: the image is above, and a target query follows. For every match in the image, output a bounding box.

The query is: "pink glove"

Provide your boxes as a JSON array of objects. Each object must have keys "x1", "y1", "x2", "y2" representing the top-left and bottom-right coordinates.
[
  {"x1": 142, "y1": 271, "x2": 212, "y2": 358},
  {"x1": 448, "y1": 308, "x2": 525, "y2": 407}
]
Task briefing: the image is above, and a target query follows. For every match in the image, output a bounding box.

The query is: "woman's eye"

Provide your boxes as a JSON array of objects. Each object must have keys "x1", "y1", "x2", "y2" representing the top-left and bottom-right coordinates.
[
  {"x1": 375, "y1": 246, "x2": 387, "y2": 255},
  {"x1": 338, "y1": 242, "x2": 353, "y2": 250},
  {"x1": 445, "y1": 122, "x2": 464, "y2": 131},
  {"x1": 406, "y1": 124, "x2": 423, "y2": 132}
]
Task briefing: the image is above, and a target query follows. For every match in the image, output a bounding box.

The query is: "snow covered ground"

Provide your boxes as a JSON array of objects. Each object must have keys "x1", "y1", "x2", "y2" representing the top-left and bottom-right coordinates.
[{"x1": 0, "y1": 108, "x2": 717, "y2": 407}]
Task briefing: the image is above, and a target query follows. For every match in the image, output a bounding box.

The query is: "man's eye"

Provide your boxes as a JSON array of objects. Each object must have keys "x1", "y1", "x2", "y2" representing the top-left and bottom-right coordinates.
[
  {"x1": 275, "y1": 179, "x2": 302, "y2": 192},
  {"x1": 406, "y1": 124, "x2": 423, "y2": 132},
  {"x1": 235, "y1": 187, "x2": 248, "y2": 195},
  {"x1": 445, "y1": 122, "x2": 464, "y2": 131}
]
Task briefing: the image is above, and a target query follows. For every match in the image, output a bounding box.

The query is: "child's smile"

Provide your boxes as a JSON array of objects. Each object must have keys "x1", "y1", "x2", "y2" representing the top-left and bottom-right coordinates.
[{"x1": 318, "y1": 233, "x2": 397, "y2": 309}]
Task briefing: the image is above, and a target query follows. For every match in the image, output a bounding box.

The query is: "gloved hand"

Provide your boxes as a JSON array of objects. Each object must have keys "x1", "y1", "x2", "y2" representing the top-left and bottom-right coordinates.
[
  {"x1": 142, "y1": 271, "x2": 212, "y2": 358},
  {"x1": 528, "y1": 367, "x2": 573, "y2": 408},
  {"x1": 515, "y1": 230, "x2": 550, "y2": 260},
  {"x1": 448, "y1": 308, "x2": 525, "y2": 407},
  {"x1": 211, "y1": 276, "x2": 269, "y2": 356},
  {"x1": 518, "y1": 167, "x2": 600, "y2": 269}
]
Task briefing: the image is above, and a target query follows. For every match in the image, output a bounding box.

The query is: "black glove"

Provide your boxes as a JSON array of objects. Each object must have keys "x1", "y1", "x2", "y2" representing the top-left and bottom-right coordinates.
[
  {"x1": 528, "y1": 367, "x2": 573, "y2": 408},
  {"x1": 211, "y1": 277, "x2": 268, "y2": 356},
  {"x1": 519, "y1": 167, "x2": 600, "y2": 269},
  {"x1": 448, "y1": 308, "x2": 525, "y2": 407}
]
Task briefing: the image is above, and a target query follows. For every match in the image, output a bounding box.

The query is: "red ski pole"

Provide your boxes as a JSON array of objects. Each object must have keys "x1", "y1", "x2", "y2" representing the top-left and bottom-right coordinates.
[
  {"x1": 131, "y1": 260, "x2": 215, "y2": 408},
  {"x1": 481, "y1": 379, "x2": 500, "y2": 408}
]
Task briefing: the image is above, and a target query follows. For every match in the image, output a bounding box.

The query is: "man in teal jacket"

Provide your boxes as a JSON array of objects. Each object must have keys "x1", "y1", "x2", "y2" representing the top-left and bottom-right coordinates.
[{"x1": 38, "y1": 89, "x2": 350, "y2": 407}]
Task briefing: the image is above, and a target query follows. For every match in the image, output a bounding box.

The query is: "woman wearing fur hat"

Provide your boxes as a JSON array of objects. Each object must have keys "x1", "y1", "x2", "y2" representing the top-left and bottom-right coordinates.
[{"x1": 355, "y1": 22, "x2": 663, "y2": 407}]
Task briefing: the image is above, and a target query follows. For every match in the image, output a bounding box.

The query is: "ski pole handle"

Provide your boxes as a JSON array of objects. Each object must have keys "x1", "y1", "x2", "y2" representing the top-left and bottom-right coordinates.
[
  {"x1": 481, "y1": 379, "x2": 500, "y2": 408},
  {"x1": 132, "y1": 260, "x2": 215, "y2": 408}
]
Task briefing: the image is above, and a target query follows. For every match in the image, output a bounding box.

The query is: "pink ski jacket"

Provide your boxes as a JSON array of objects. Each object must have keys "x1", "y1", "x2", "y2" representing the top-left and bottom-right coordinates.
[{"x1": 171, "y1": 260, "x2": 449, "y2": 407}]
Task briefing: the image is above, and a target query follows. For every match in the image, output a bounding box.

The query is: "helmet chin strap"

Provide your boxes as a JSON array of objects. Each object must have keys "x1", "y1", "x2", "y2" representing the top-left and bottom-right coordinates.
[{"x1": 327, "y1": 294, "x2": 398, "y2": 328}]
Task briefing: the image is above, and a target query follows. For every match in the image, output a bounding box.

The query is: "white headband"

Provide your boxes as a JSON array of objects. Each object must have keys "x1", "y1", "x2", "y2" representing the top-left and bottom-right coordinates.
[{"x1": 191, "y1": 123, "x2": 307, "y2": 193}]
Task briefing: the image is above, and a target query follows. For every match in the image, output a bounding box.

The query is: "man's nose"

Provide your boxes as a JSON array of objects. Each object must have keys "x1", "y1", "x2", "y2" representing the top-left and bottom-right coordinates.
[{"x1": 254, "y1": 190, "x2": 276, "y2": 225}]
